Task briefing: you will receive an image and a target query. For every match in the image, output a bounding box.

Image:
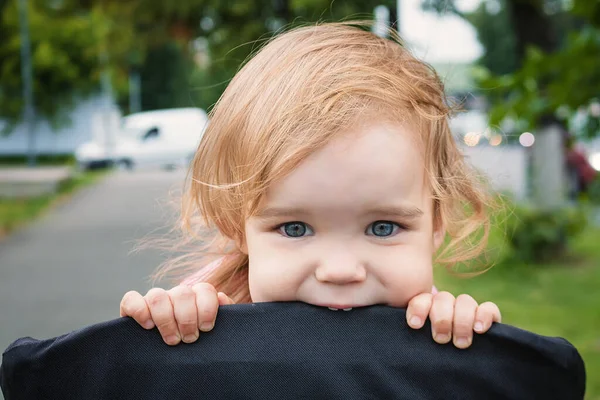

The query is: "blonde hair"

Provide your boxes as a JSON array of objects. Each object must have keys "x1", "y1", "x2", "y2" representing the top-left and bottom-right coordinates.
[{"x1": 154, "y1": 21, "x2": 494, "y2": 302}]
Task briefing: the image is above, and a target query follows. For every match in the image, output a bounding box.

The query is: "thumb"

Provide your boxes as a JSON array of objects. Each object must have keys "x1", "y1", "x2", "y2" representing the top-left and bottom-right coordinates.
[{"x1": 217, "y1": 292, "x2": 236, "y2": 306}]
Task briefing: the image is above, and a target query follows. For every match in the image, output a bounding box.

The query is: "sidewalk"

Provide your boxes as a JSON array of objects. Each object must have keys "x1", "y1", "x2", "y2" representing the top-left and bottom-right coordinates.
[{"x1": 0, "y1": 166, "x2": 73, "y2": 198}]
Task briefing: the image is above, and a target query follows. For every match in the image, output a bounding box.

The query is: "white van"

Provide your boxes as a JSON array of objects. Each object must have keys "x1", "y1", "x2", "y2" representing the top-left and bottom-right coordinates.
[{"x1": 75, "y1": 108, "x2": 209, "y2": 170}]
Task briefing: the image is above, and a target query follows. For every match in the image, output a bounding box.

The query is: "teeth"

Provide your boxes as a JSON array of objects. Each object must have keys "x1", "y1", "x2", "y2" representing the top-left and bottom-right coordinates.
[
  {"x1": 342, "y1": 308, "x2": 352, "y2": 311},
  {"x1": 328, "y1": 307, "x2": 339, "y2": 311}
]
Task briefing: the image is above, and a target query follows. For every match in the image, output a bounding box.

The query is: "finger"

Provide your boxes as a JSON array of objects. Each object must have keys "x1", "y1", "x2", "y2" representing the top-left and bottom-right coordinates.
[
  {"x1": 474, "y1": 302, "x2": 502, "y2": 334},
  {"x1": 406, "y1": 293, "x2": 433, "y2": 329},
  {"x1": 120, "y1": 291, "x2": 154, "y2": 330},
  {"x1": 145, "y1": 288, "x2": 180, "y2": 346},
  {"x1": 452, "y1": 294, "x2": 478, "y2": 349},
  {"x1": 430, "y1": 291, "x2": 455, "y2": 344},
  {"x1": 217, "y1": 292, "x2": 236, "y2": 306},
  {"x1": 168, "y1": 285, "x2": 199, "y2": 344},
  {"x1": 191, "y1": 283, "x2": 219, "y2": 332}
]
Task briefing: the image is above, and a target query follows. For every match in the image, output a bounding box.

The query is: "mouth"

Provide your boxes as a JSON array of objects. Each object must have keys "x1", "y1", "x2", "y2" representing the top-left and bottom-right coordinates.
[{"x1": 309, "y1": 301, "x2": 369, "y2": 311}]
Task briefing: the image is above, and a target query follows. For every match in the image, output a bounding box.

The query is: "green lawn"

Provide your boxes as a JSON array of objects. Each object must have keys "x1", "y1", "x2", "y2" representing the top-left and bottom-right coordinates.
[
  {"x1": 0, "y1": 170, "x2": 108, "y2": 236},
  {"x1": 435, "y1": 222, "x2": 600, "y2": 399}
]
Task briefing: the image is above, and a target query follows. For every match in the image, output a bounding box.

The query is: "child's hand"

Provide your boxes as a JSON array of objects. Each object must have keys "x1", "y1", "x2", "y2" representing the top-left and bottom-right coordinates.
[
  {"x1": 119, "y1": 283, "x2": 235, "y2": 346},
  {"x1": 405, "y1": 291, "x2": 501, "y2": 349}
]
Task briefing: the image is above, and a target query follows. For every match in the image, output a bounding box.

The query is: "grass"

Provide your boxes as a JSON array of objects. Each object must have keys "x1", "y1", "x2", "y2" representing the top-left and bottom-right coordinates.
[
  {"x1": 0, "y1": 154, "x2": 76, "y2": 166},
  {"x1": 435, "y1": 220, "x2": 600, "y2": 399},
  {"x1": 0, "y1": 169, "x2": 108, "y2": 237}
]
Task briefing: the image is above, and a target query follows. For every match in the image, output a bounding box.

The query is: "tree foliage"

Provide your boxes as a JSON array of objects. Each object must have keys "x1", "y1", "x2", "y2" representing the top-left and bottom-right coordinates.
[
  {"x1": 482, "y1": 23, "x2": 600, "y2": 137},
  {"x1": 0, "y1": 0, "x2": 109, "y2": 130},
  {"x1": 485, "y1": 0, "x2": 600, "y2": 138},
  {"x1": 186, "y1": 0, "x2": 397, "y2": 111},
  {"x1": 0, "y1": 0, "x2": 399, "y2": 130},
  {"x1": 464, "y1": 1, "x2": 518, "y2": 76},
  {"x1": 426, "y1": 0, "x2": 600, "y2": 137}
]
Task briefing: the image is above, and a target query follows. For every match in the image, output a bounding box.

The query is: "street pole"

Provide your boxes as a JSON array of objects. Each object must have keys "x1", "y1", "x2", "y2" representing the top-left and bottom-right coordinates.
[
  {"x1": 98, "y1": 49, "x2": 118, "y2": 163},
  {"x1": 129, "y1": 70, "x2": 142, "y2": 114},
  {"x1": 18, "y1": 0, "x2": 36, "y2": 167},
  {"x1": 373, "y1": 6, "x2": 390, "y2": 38},
  {"x1": 100, "y1": 50, "x2": 113, "y2": 109},
  {"x1": 396, "y1": 0, "x2": 401, "y2": 35}
]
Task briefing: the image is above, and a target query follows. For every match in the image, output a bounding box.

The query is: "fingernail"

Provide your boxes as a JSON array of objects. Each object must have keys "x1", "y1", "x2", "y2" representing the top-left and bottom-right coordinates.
[
  {"x1": 165, "y1": 335, "x2": 180, "y2": 345},
  {"x1": 455, "y1": 337, "x2": 470, "y2": 348},
  {"x1": 142, "y1": 320, "x2": 155, "y2": 329},
  {"x1": 409, "y1": 316, "x2": 422, "y2": 327},
  {"x1": 183, "y1": 334, "x2": 198, "y2": 343},
  {"x1": 434, "y1": 333, "x2": 450, "y2": 343},
  {"x1": 474, "y1": 321, "x2": 484, "y2": 332},
  {"x1": 200, "y1": 322, "x2": 214, "y2": 332}
]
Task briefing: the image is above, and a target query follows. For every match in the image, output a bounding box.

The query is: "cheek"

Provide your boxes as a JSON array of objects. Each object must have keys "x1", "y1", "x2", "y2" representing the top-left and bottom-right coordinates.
[
  {"x1": 378, "y1": 244, "x2": 435, "y2": 307},
  {"x1": 246, "y1": 239, "x2": 306, "y2": 303},
  {"x1": 246, "y1": 240, "x2": 272, "y2": 302}
]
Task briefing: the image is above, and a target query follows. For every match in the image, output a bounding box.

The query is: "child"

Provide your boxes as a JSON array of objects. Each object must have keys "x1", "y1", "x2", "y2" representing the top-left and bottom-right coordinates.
[{"x1": 120, "y1": 21, "x2": 501, "y2": 350}]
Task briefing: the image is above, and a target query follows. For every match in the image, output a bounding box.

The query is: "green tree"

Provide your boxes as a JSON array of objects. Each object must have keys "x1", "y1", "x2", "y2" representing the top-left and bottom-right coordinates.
[
  {"x1": 139, "y1": 42, "x2": 194, "y2": 111},
  {"x1": 0, "y1": 0, "x2": 207, "y2": 130},
  {"x1": 465, "y1": 1, "x2": 518, "y2": 76},
  {"x1": 0, "y1": 0, "x2": 111, "y2": 131},
  {"x1": 481, "y1": 0, "x2": 600, "y2": 138},
  {"x1": 1, "y1": 0, "x2": 444, "y2": 127},
  {"x1": 425, "y1": 0, "x2": 600, "y2": 137},
  {"x1": 187, "y1": 0, "x2": 397, "y2": 111}
]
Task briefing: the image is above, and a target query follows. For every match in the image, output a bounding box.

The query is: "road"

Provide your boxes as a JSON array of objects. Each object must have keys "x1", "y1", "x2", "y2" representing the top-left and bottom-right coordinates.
[{"x1": 0, "y1": 169, "x2": 187, "y2": 355}]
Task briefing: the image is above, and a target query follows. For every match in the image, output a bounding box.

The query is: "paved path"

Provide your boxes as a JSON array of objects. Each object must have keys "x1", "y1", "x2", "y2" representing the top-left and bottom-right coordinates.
[{"x1": 0, "y1": 169, "x2": 187, "y2": 355}]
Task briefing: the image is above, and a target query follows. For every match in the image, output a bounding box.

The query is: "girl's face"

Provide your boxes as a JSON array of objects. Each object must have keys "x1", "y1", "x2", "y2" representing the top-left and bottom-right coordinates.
[{"x1": 244, "y1": 123, "x2": 444, "y2": 309}]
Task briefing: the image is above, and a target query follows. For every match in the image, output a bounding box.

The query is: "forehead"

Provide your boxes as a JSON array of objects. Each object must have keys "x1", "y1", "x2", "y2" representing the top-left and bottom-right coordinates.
[{"x1": 262, "y1": 123, "x2": 427, "y2": 212}]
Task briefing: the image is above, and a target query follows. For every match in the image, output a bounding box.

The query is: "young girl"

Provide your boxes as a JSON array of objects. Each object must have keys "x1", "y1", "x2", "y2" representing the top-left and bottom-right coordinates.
[{"x1": 120, "y1": 22, "x2": 501, "y2": 350}]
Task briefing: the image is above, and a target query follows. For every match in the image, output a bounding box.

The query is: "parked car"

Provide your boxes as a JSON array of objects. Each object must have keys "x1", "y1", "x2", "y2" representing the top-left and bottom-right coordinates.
[{"x1": 75, "y1": 108, "x2": 209, "y2": 171}]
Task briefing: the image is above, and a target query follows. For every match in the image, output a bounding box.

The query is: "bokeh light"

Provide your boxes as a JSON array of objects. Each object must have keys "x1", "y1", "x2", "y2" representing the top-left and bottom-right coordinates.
[
  {"x1": 519, "y1": 132, "x2": 535, "y2": 147},
  {"x1": 463, "y1": 132, "x2": 481, "y2": 147},
  {"x1": 589, "y1": 153, "x2": 600, "y2": 172},
  {"x1": 489, "y1": 134, "x2": 503, "y2": 146}
]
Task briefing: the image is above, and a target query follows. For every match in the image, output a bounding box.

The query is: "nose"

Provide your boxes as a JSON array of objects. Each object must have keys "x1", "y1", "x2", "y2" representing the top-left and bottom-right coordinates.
[{"x1": 314, "y1": 249, "x2": 367, "y2": 285}]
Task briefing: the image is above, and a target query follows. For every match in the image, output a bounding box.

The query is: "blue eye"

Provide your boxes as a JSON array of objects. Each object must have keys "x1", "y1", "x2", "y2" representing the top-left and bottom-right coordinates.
[
  {"x1": 279, "y1": 222, "x2": 313, "y2": 238},
  {"x1": 367, "y1": 221, "x2": 400, "y2": 237}
]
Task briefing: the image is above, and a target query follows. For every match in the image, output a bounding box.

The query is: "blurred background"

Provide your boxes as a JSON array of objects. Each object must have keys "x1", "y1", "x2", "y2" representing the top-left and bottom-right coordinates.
[{"x1": 1, "y1": 0, "x2": 599, "y2": 397}]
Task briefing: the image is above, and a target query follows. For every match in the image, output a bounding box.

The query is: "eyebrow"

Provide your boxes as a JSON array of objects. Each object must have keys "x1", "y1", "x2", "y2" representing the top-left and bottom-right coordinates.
[
  {"x1": 256, "y1": 205, "x2": 424, "y2": 220},
  {"x1": 255, "y1": 207, "x2": 311, "y2": 219},
  {"x1": 365, "y1": 205, "x2": 424, "y2": 219}
]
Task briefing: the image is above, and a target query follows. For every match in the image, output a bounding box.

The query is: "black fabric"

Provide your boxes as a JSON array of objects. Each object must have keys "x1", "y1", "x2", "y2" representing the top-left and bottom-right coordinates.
[{"x1": 1, "y1": 302, "x2": 586, "y2": 400}]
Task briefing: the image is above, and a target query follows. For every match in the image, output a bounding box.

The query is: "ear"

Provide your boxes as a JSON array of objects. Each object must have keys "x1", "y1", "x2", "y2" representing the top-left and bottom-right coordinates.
[
  {"x1": 239, "y1": 241, "x2": 248, "y2": 254},
  {"x1": 235, "y1": 235, "x2": 248, "y2": 255},
  {"x1": 432, "y1": 220, "x2": 445, "y2": 251}
]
